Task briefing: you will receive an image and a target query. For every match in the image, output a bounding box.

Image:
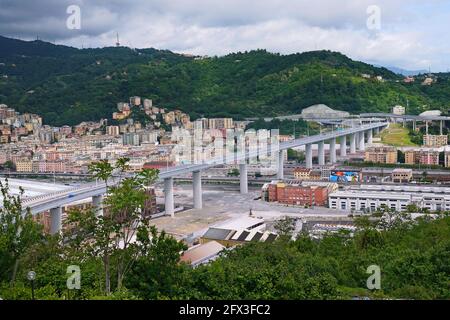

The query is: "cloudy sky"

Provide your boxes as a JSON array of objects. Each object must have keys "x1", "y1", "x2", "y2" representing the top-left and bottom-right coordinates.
[{"x1": 1, "y1": 0, "x2": 450, "y2": 71}]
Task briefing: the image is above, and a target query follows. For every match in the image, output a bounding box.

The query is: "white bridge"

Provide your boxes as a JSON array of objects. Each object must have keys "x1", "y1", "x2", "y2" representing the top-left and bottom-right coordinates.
[{"x1": 11, "y1": 122, "x2": 387, "y2": 234}]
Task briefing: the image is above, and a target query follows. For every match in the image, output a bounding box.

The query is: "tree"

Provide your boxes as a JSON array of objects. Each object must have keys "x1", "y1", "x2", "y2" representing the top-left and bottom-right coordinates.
[
  {"x1": 88, "y1": 160, "x2": 114, "y2": 189},
  {"x1": 397, "y1": 150, "x2": 405, "y2": 163},
  {"x1": 2, "y1": 160, "x2": 16, "y2": 171},
  {"x1": 68, "y1": 158, "x2": 159, "y2": 294},
  {"x1": 228, "y1": 168, "x2": 240, "y2": 177},
  {"x1": 0, "y1": 179, "x2": 43, "y2": 285},
  {"x1": 287, "y1": 148, "x2": 305, "y2": 163},
  {"x1": 126, "y1": 226, "x2": 187, "y2": 299},
  {"x1": 274, "y1": 216, "x2": 297, "y2": 240}
]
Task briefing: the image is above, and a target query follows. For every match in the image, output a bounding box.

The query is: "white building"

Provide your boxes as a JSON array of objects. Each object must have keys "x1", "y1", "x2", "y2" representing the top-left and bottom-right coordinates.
[
  {"x1": 329, "y1": 184, "x2": 450, "y2": 212},
  {"x1": 392, "y1": 105, "x2": 405, "y2": 115}
]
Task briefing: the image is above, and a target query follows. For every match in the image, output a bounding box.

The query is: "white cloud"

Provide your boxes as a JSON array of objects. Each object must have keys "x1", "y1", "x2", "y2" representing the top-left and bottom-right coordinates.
[{"x1": 1, "y1": 0, "x2": 449, "y2": 70}]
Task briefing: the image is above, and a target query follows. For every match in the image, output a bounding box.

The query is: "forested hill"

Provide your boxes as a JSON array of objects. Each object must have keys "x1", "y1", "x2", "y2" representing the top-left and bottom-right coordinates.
[{"x1": 1, "y1": 35, "x2": 449, "y2": 126}]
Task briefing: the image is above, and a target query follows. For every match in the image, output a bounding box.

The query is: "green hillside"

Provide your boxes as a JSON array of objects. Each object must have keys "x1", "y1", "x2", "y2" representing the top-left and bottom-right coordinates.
[{"x1": 1, "y1": 36, "x2": 449, "y2": 126}]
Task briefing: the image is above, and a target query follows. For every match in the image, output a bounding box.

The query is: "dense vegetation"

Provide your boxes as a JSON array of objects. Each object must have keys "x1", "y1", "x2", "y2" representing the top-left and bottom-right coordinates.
[
  {"x1": 1, "y1": 161, "x2": 449, "y2": 300},
  {"x1": 2, "y1": 36, "x2": 450, "y2": 126}
]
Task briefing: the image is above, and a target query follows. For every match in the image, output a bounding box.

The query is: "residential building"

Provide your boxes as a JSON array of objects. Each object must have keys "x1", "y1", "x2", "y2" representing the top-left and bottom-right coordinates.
[
  {"x1": 106, "y1": 125, "x2": 120, "y2": 136},
  {"x1": 423, "y1": 134, "x2": 448, "y2": 147},
  {"x1": 16, "y1": 160, "x2": 33, "y2": 172},
  {"x1": 130, "y1": 96, "x2": 141, "y2": 106},
  {"x1": 405, "y1": 149, "x2": 440, "y2": 166},
  {"x1": 208, "y1": 118, "x2": 233, "y2": 130},
  {"x1": 445, "y1": 149, "x2": 450, "y2": 168},
  {"x1": 122, "y1": 133, "x2": 140, "y2": 146},
  {"x1": 365, "y1": 145, "x2": 398, "y2": 164},
  {"x1": 422, "y1": 77, "x2": 434, "y2": 86}
]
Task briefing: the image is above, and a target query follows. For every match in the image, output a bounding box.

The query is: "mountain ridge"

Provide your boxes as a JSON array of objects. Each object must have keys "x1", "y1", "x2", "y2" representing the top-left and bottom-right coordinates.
[{"x1": 0, "y1": 35, "x2": 449, "y2": 126}]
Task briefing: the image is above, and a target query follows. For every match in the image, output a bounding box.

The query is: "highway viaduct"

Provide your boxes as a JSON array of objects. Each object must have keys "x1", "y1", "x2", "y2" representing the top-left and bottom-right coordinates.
[{"x1": 6, "y1": 122, "x2": 387, "y2": 234}]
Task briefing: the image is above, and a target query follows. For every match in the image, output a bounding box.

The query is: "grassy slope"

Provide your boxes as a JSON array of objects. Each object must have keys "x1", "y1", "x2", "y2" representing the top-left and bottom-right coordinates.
[{"x1": 381, "y1": 123, "x2": 418, "y2": 147}]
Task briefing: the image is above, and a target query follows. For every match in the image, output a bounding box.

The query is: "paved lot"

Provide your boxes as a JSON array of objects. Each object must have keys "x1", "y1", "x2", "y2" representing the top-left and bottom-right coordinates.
[{"x1": 150, "y1": 184, "x2": 350, "y2": 238}]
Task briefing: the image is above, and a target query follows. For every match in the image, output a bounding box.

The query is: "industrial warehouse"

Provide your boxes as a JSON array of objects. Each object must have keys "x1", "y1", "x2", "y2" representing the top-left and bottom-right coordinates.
[{"x1": 328, "y1": 184, "x2": 450, "y2": 212}]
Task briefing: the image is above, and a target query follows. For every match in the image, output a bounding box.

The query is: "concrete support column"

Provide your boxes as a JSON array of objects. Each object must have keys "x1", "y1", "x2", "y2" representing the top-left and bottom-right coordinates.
[
  {"x1": 329, "y1": 138, "x2": 336, "y2": 164},
  {"x1": 239, "y1": 163, "x2": 248, "y2": 194},
  {"x1": 340, "y1": 135, "x2": 347, "y2": 157},
  {"x1": 440, "y1": 120, "x2": 443, "y2": 135},
  {"x1": 426, "y1": 121, "x2": 429, "y2": 135},
  {"x1": 413, "y1": 121, "x2": 416, "y2": 132},
  {"x1": 193, "y1": 171, "x2": 202, "y2": 209},
  {"x1": 164, "y1": 177, "x2": 174, "y2": 217},
  {"x1": 277, "y1": 150, "x2": 285, "y2": 179},
  {"x1": 359, "y1": 131, "x2": 365, "y2": 151},
  {"x1": 305, "y1": 144, "x2": 313, "y2": 169},
  {"x1": 350, "y1": 133, "x2": 356, "y2": 154},
  {"x1": 367, "y1": 129, "x2": 373, "y2": 145},
  {"x1": 50, "y1": 206, "x2": 62, "y2": 235},
  {"x1": 318, "y1": 141, "x2": 325, "y2": 166}
]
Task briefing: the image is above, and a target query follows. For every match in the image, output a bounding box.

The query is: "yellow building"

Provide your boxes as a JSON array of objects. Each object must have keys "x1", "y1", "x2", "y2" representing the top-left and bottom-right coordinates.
[
  {"x1": 364, "y1": 145, "x2": 398, "y2": 164},
  {"x1": 293, "y1": 168, "x2": 311, "y2": 180},
  {"x1": 391, "y1": 168, "x2": 413, "y2": 183},
  {"x1": 16, "y1": 160, "x2": 33, "y2": 172}
]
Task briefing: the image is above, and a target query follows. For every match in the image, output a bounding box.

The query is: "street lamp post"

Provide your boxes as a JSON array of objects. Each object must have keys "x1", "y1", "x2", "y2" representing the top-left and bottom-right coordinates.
[{"x1": 27, "y1": 270, "x2": 36, "y2": 300}]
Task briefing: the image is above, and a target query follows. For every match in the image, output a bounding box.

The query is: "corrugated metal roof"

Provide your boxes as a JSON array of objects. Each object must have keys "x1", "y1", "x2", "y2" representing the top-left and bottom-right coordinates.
[
  {"x1": 180, "y1": 241, "x2": 225, "y2": 265},
  {"x1": 202, "y1": 227, "x2": 235, "y2": 240}
]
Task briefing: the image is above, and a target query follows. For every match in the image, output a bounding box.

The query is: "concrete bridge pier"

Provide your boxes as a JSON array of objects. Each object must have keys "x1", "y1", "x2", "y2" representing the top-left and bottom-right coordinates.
[
  {"x1": 350, "y1": 133, "x2": 356, "y2": 154},
  {"x1": 318, "y1": 141, "x2": 325, "y2": 166},
  {"x1": 193, "y1": 171, "x2": 202, "y2": 209},
  {"x1": 50, "y1": 206, "x2": 62, "y2": 235},
  {"x1": 367, "y1": 129, "x2": 373, "y2": 145},
  {"x1": 329, "y1": 138, "x2": 336, "y2": 164},
  {"x1": 164, "y1": 177, "x2": 174, "y2": 217},
  {"x1": 359, "y1": 131, "x2": 365, "y2": 151},
  {"x1": 374, "y1": 127, "x2": 380, "y2": 135},
  {"x1": 277, "y1": 150, "x2": 285, "y2": 179},
  {"x1": 239, "y1": 163, "x2": 248, "y2": 194},
  {"x1": 340, "y1": 135, "x2": 347, "y2": 157},
  {"x1": 306, "y1": 143, "x2": 312, "y2": 169}
]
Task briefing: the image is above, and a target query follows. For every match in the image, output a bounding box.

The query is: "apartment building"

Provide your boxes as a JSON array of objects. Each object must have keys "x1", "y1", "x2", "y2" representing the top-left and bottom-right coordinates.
[
  {"x1": 106, "y1": 125, "x2": 120, "y2": 136},
  {"x1": 16, "y1": 160, "x2": 33, "y2": 172},
  {"x1": 405, "y1": 149, "x2": 440, "y2": 165},
  {"x1": 445, "y1": 149, "x2": 450, "y2": 168},
  {"x1": 364, "y1": 145, "x2": 398, "y2": 164},
  {"x1": 208, "y1": 118, "x2": 234, "y2": 130},
  {"x1": 423, "y1": 134, "x2": 448, "y2": 147}
]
